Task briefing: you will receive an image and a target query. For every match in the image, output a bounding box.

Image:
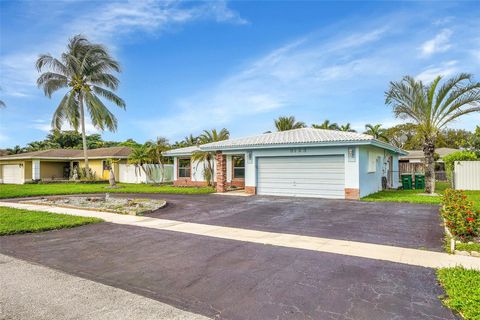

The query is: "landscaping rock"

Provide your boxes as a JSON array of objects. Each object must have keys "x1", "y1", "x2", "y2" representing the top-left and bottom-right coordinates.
[
  {"x1": 471, "y1": 251, "x2": 480, "y2": 258},
  {"x1": 20, "y1": 196, "x2": 166, "y2": 216}
]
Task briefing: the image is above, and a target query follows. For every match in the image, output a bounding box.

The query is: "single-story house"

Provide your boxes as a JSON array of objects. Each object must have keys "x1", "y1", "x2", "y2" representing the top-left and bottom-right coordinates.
[
  {"x1": 399, "y1": 147, "x2": 459, "y2": 164},
  {"x1": 0, "y1": 147, "x2": 132, "y2": 184},
  {"x1": 164, "y1": 128, "x2": 407, "y2": 199}
]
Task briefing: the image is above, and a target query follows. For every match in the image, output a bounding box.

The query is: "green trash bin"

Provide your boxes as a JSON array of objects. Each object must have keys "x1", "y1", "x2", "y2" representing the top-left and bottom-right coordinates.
[
  {"x1": 415, "y1": 174, "x2": 425, "y2": 190},
  {"x1": 401, "y1": 174, "x2": 413, "y2": 190}
]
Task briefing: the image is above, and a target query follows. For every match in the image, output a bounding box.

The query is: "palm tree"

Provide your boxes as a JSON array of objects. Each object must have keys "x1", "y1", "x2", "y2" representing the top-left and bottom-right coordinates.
[
  {"x1": 36, "y1": 35, "x2": 125, "y2": 179},
  {"x1": 364, "y1": 124, "x2": 388, "y2": 141},
  {"x1": 312, "y1": 120, "x2": 338, "y2": 130},
  {"x1": 338, "y1": 123, "x2": 356, "y2": 132},
  {"x1": 386, "y1": 73, "x2": 480, "y2": 193},
  {"x1": 128, "y1": 145, "x2": 155, "y2": 180},
  {"x1": 191, "y1": 128, "x2": 229, "y2": 186},
  {"x1": 274, "y1": 116, "x2": 306, "y2": 131},
  {"x1": 145, "y1": 136, "x2": 170, "y2": 183}
]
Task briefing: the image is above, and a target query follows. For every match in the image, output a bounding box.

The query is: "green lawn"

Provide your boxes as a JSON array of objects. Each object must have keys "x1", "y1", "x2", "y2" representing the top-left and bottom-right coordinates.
[
  {"x1": 0, "y1": 183, "x2": 215, "y2": 199},
  {"x1": 361, "y1": 182, "x2": 480, "y2": 208},
  {"x1": 0, "y1": 207, "x2": 103, "y2": 236},
  {"x1": 437, "y1": 267, "x2": 480, "y2": 320}
]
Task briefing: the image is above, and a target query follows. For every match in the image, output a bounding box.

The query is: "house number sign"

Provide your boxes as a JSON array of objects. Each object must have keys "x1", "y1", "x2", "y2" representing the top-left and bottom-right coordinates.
[{"x1": 290, "y1": 148, "x2": 307, "y2": 153}]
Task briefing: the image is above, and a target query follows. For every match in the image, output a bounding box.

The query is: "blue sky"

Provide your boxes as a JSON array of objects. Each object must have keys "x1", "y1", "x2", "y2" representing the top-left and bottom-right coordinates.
[{"x1": 0, "y1": 0, "x2": 479, "y2": 148}]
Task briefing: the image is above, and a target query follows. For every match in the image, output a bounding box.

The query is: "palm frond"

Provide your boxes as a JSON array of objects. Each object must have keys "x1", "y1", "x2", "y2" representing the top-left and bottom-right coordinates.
[
  {"x1": 91, "y1": 86, "x2": 126, "y2": 108},
  {"x1": 84, "y1": 91, "x2": 118, "y2": 132},
  {"x1": 51, "y1": 91, "x2": 79, "y2": 130},
  {"x1": 35, "y1": 54, "x2": 68, "y2": 74},
  {"x1": 89, "y1": 74, "x2": 120, "y2": 90}
]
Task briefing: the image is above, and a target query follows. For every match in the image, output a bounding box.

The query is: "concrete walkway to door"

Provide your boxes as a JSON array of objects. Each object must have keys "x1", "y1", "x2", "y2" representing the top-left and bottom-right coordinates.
[{"x1": 1, "y1": 201, "x2": 479, "y2": 270}]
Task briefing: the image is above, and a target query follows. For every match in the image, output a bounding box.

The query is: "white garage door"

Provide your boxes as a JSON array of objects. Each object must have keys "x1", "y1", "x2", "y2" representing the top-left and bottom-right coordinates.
[
  {"x1": 257, "y1": 155, "x2": 345, "y2": 199},
  {"x1": 2, "y1": 164, "x2": 24, "y2": 184}
]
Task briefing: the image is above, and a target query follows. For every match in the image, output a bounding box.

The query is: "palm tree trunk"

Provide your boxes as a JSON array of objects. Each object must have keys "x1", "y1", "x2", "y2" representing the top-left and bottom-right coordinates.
[
  {"x1": 156, "y1": 155, "x2": 164, "y2": 184},
  {"x1": 423, "y1": 138, "x2": 435, "y2": 194},
  {"x1": 208, "y1": 155, "x2": 214, "y2": 186},
  {"x1": 79, "y1": 94, "x2": 90, "y2": 179}
]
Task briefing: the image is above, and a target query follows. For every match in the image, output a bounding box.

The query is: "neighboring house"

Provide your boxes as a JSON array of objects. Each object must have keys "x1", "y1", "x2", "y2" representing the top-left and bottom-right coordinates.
[
  {"x1": 164, "y1": 128, "x2": 406, "y2": 199},
  {"x1": 399, "y1": 147, "x2": 459, "y2": 164},
  {"x1": 399, "y1": 147, "x2": 459, "y2": 180},
  {"x1": 0, "y1": 147, "x2": 132, "y2": 184}
]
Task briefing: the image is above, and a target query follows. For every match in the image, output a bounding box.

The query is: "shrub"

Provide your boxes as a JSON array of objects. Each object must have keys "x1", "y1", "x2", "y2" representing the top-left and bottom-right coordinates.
[
  {"x1": 442, "y1": 151, "x2": 478, "y2": 181},
  {"x1": 442, "y1": 189, "x2": 480, "y2": 242}
]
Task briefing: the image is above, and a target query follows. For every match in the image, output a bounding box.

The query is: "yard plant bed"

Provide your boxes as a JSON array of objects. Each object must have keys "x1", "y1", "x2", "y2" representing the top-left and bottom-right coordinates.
[
  {"x1": 0, "y1": 207, "x2": 103, "y2": 236},
  {"x1": 21, "y1": 195, "x2": 166, "y2": 215},
  {"x1": 437, "y1": 267, "x2": 480, "y2": 320},
  {"x1": 0, "y1": 183, "x2": 215, "y2": 199},
  {"x1": 442, "y1": 189, "x2": 480, "y2": 257}
]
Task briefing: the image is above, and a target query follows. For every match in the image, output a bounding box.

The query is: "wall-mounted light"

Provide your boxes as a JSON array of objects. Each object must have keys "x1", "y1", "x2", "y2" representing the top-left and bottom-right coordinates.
[{"x1": 348, "y1": 147, "x2": 356, "y2": 162}]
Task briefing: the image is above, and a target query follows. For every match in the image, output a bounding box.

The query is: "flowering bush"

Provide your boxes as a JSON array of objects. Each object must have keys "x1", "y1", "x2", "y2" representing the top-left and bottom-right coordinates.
[{"x1": 442, "y1": 189, "x2": 480, "y2": 242}]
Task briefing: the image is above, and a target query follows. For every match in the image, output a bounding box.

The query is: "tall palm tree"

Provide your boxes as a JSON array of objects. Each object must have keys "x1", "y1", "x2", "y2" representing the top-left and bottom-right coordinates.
[
  {"x1": 312, "y1": 120, "x2": 338, "y2": 130},
  {"x1": 145, "y1": 136, "x2": 170, "y2": 183},
  {"x1": 364, "y1": 124, "x2": 388, "y2": 141},
  {"x1": 386, "y1": 73, "x2": 480, "y2": 193},
  {"x1": 274, "y1": 116, "x2": 306, "y2": 131},
  {"x1": 191, "y1": 128, "x2": 229, "y2": 186},
  {"x1": 36, "y1": 35, "x2": 125, "y2": 179},
  {"x1": 338, "y1": 123, "x2": 356, "y2": 132}
]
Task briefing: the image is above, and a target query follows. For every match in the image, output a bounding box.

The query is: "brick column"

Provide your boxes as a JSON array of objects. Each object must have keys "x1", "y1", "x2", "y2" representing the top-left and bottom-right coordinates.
[
  {"x1": 345, "y1": 188, "x2": 360, "y2": 200},
  {"x1": 215, "y1": 151, "x2": 227, "y2": 193}
]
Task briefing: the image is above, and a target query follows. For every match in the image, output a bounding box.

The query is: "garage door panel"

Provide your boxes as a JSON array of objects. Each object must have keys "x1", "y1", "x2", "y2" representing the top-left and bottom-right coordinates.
[
  {"x1": 259, "y1": 171, "x2": 345, "y2": 178},
  {"x1": 257, "y1": 155, "x2": 345, "y2": 199},
  {"x1": 257, "y1": 178, "x2": 345, "y2": 184}
]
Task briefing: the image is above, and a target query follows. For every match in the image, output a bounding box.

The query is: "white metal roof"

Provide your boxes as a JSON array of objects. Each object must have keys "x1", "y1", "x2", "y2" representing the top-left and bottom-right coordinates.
[
  {"x1": 163, "y1": 145, "x2": 200, "y2": 156},
  {"x1": 202, "y1": 128, "x2": 373, "y2": 149},
  {"x1": 164, "y1": 128, "x2": 406, "y2": 155}
]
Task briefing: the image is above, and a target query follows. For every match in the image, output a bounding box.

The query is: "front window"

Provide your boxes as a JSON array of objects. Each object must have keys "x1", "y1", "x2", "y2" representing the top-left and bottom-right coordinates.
[
  {"x1": 178, "y1": 158, "x2": 191, "y2": 178},
  {"x1": 103, "y1": 160, "x2": 111, "y2": 171},
  {"x1": 232, "y1": 156, "x2": 245, "y2": 179}
]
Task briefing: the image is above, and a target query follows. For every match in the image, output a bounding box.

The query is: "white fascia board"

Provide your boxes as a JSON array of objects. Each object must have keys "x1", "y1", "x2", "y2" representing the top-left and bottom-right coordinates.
[{"x1": 200, "y1": 140, "x2": 407, "y2": 155}]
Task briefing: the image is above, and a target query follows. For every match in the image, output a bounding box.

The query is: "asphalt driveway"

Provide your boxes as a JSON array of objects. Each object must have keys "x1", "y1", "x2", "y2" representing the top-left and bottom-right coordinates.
[
  {"x1": 119, "y1": 193, "x2": 445, "y2": 251},
  {"x1": 0, "y1": 194, "x2": 453, "y2": 319}
]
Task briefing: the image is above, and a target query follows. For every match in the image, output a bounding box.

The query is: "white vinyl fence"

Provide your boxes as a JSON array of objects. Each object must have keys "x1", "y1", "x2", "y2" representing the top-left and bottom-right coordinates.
[
  {"x1": 119, "y1": 164, "x2": 173, "y2": 184},
  {"x1": 454, "y1": 161, "x2": 480, "y2": 190}
]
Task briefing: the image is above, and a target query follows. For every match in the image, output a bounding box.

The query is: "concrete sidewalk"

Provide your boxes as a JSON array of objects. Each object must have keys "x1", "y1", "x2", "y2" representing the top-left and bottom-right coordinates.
[
  {"x1": 2, "y1": 201, "x2": 480, "y2": 270},
  {"x1": 0, "y1": 254, "x2": 208, "y2": 320}
]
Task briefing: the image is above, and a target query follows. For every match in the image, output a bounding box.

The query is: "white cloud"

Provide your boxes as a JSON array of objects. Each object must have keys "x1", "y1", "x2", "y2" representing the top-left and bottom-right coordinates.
[
  {"x1": 0, "y1": 0, "x2": 246, "y2": 97},
  {"x1": 72, "y1": 0, "x2": 247, "y2": 43},
  {"x1": 138, "y1": 27, "x2": 393, "y2": 138},
  {"x1": 416, "y1": 60, "x2": 458, "y2": 82},
  {"x1": 420, "y1": 29, "x2": 453, "y2": 57},
  {"x1": 32, "y1": 118, "x2": 100, "y2": 135}
]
